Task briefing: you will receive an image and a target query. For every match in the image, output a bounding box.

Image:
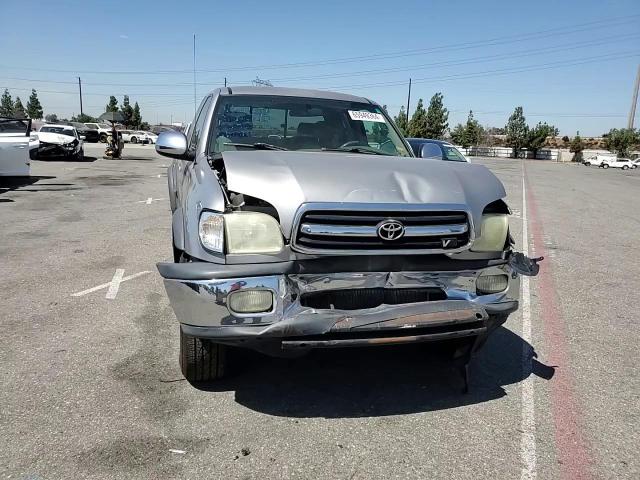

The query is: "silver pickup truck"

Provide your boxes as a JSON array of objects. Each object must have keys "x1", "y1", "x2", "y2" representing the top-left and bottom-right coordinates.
[{"x1": 156, "y1": 86, "x2": 540, "y2": 387}]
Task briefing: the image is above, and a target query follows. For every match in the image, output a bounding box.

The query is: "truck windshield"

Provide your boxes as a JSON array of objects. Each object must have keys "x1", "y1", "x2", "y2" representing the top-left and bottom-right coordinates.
[{"x1": 208, "y1": 95, "x2": 411, "y2": 157}]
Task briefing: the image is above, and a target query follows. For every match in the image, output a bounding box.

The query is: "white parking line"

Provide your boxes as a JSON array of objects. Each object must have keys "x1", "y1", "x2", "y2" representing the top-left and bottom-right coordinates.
[
  {"x1": 520, "y1": 164, "x2": 537, "y2": 480},
  {"x1": 105, "y1": 269, "x2": 125, "y2": 299},
  {"x1": 137, "y1": 197, "x2": 164, "y2": 204},
  {"x1": 71, "y1": 270, "x2": 151, "y2": 298}
]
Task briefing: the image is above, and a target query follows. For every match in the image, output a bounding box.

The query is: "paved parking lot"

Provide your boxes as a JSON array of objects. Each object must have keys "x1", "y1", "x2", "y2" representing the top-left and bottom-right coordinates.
[{"x1": 1, "y1": 144, "x2": 638, "y2": 479}]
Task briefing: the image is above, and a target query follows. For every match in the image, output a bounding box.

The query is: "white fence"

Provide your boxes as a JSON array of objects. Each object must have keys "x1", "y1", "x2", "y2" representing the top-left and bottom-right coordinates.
[
  {"x1": 456, "y1": 146, "x2": 640, "y2": 162},
  {"x1": 456, "y1": 146, "x2": 561, "y2": 161}
]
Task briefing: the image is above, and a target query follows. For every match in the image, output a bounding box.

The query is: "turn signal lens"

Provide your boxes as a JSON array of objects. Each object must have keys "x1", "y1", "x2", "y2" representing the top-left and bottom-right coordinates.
[
  {"x1": 476, "y1": 274, "x2": 509, "y2": 294},
  {"x1": 228, "y1": 290, "x2": 274, "y2": 314},
  {"x1": 199, "y1": 212, "x2": 224, "y2": 253}
]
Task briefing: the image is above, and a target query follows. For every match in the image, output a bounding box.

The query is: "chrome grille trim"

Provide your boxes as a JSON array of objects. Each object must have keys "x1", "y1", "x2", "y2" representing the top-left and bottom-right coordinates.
[
  {"x1": 300, "y1": 223, "x2": 469, "y2": 237},
  {"x1": 291, "y1": 202, "x2": 475, "y2": 255}
]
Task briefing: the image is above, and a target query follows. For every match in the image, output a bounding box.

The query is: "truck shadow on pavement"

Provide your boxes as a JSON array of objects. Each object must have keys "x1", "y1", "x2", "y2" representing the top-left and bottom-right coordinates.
[{"x1": 200, "y1": 327, "x2": 554, "y2": 418}]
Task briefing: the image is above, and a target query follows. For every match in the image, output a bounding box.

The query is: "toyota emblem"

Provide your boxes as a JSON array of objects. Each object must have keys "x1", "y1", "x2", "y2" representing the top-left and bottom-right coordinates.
[{"x1": 377, "y1": 220, "x2": 405, "y2": 241}]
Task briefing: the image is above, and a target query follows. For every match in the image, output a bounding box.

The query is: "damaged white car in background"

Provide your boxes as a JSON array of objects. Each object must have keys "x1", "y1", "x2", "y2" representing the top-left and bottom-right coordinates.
[{"x1": 36, "y1": 124, "x2": 85, "y2": 161}]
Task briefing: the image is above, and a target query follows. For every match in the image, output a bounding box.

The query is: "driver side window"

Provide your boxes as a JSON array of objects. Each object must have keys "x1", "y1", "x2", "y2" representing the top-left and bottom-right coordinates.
[{"x1": 188, "y1": 96, "x2": 213, "y2": 155}]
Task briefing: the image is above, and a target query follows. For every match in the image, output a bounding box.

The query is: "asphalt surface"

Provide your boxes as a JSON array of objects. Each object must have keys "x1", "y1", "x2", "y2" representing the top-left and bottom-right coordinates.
[{"x1": 0, "y1": 144, "x2": 638, "y2": 479}]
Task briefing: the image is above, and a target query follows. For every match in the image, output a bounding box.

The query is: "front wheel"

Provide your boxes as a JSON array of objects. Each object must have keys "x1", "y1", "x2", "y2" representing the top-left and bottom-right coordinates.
[
  {"x1": 584, "y1": 162, "x2": 591, "y2": 166},
  {"x1": 602, "y1": 163, "x2": 609, "y2": 169},
  {"x1": 622, "y1": 165, "x2": 629, "y2": 170},
  {"x1": 180, "y1": 328, "x2": 226, "y2": 383},
  {"x1": 131, "y1": 136, "x2": 138, "y2": 144},
  {"x1": 99, "y1": 133, "x2": 107, "y2": 143}
]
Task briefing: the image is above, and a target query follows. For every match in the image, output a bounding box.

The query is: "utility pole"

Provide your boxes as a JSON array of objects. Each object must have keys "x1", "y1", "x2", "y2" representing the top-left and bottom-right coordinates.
[
  {"x1": 627, "y1": 64, "x2": 640, "y2": 129},
  {"x1": 406, "y1": 78, "x2": 412, "y2": 126},
  {"x1": 78, "y1": 77, "x2": 83, "y2": 116},
  {"x1": 224, "y1": 77, "x2": 227, "y2": 88},
  {"x1": 193, "y1": 34, "x2": 197, "y2": 118}
]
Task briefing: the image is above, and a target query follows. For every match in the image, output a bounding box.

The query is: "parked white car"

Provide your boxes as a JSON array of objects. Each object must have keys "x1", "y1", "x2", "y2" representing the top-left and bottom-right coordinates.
[
  {"x1": 84, "y1": 123, "x2": 112, "y2": 143},
  {"x1": 601, "y1": 158, "x2": 636, "y2": 170},
  {"x1": 584, "y1": 154, "x2": 616, "y2": 167},
  {"x1": 119, "y1": 130, "x2": 148, "y2": 144},
  {"x1": 0, "y1": 117, "x2": 35, "y2": 177},
  {"x1": 138, "y1": 131, "x2": 157, "y2": 144},
  {"x1": 37, "y1": 124, "x2": 84, "y2": 160}
]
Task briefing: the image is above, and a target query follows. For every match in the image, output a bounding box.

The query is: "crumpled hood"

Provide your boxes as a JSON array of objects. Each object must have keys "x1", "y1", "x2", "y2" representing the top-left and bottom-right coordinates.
[
  {"x1": 37, "y1": 132, "x2": 76, "y2": 145},
  {"x1": 222, "y1": 150, "x2": 506, "y2": 238}
]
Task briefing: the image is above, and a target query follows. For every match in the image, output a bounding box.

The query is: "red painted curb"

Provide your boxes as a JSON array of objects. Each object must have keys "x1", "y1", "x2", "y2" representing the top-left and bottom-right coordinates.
[{"x1": 524, "y1": 167, "x2": 593, "y2": 480}]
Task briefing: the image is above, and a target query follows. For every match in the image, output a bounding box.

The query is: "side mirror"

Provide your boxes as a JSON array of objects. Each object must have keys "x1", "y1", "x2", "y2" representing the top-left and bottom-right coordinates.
[
  {"x1": 420, "y1": 143, "x2": 444, "y2": 160},
  {"x1": 156, "y1": 131, "x2": 189, "y2": 159}
]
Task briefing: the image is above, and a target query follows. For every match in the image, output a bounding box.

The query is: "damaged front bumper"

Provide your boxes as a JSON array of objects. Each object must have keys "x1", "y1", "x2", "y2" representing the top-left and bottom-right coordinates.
[{"x1": 157, "y1": 257, "x2": 530, "y2": 350}]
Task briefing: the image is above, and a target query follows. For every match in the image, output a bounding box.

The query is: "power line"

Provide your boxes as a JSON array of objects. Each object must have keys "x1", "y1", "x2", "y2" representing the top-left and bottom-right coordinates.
[
  {"x1": 2, "y1": 33, "x2": 638, "y2": 89},
  {"x1": 2, "y1": 51, "x2": 637, "y2": 99},
  {"x1": 0, "y1": 14, "x2": 637, "y2": 76},
  {"x1": 322, "y1": 51, "x2": 640, "y2": 90}
]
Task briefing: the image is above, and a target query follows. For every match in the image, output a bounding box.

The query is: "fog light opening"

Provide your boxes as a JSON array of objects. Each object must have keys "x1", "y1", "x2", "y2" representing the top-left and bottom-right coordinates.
[
  {"x1": 228, "y1": 290, "x2": 274, "y2": 314},
  {"x1": 476, "y1": 274, "x2": 509, "y2": 295}
]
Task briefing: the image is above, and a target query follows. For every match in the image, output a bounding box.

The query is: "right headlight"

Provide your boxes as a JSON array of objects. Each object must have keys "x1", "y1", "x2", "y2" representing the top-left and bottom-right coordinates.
[
  {"x1": 198, "y1": 211, "x2": 284, "y2": 254},
  {"x1": 471, "y1": 214, "x2": 509, "y2": 252}
]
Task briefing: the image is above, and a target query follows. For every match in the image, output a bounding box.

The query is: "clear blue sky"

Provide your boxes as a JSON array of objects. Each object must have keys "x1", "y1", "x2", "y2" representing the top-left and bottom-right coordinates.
[{"x1": 2, "y1": 0, "x2": 639, "y2": 135}]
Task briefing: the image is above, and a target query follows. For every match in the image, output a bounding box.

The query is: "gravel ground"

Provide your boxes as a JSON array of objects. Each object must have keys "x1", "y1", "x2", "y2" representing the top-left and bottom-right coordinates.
[{"x1": 0, "y1": 145, "x2": 638, "y2": 479}]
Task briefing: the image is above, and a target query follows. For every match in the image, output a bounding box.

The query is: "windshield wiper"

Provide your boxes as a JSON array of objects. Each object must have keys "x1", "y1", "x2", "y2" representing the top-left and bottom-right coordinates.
[
  {"x1": 322, "y1": 146, "x2": 389, "y2": 155},
  {"x1": 223, "y1": 142, "x2": 288, "y2": 151}
]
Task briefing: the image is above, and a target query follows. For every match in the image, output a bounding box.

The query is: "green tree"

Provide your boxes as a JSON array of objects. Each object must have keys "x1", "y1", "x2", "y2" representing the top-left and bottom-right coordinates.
[
  {"x1": 13, "y1": 97, "x2": 26, "y2": 117},
  {"x1": 139, "y1": 121, "x2": 151, "y2": 131},
  {"x1": 45, "y1": 113, "x2": 59, "y2": 123},
  {"x1": 26, "y1": 89, "x2": 43, "y2": 119},
  {"x1": 526, "y1": 122, "x2": 558, "y2": 157},
  {"x1": 1, "y1": 89, "x2": 14, "y2": 116},
  {"x1": 371, "y1": 122, "x2": 390, "y2": 144},
  {"x1": 393, "y1": 106, "x2": 408, "y2": 135},
  {"x1": 120, "y1": 95, "x2": 134, "y2": 126},
  {"x1": 450, "y1": 123, "x2": 466, "y2": 145},
  {"x1": 132, "y1": 102, "x2": 142, "y2": 127},
  {"x1": 569, "y1": 131, "x2": 584, "y2": 162},
  {"x1": 463, "y1": 110, "x2": 483, "y2": 147},
  {"x1": 505, "y1": 106, "x2": 528, "y2": 157},
  {"x1": 106, "y1": 96, "x2": 119, "y2": 113},
  {"x1": 71, "y1": 113, "x2": 98, "y2": 123},
  {"x1": 424, "y1": 92, "x2": 449, "y2": 139},
  {"x1": 603, "y1": 128, "x2": 640, "y2": 158},
  {"x1": 408, "y1": 99, "x2": 428, "y2": 138}
]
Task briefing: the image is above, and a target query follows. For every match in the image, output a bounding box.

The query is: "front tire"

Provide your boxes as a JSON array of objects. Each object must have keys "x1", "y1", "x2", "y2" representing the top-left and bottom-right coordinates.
[
  {"x1": 602, "y1": 163, "x2": 609, "y2": 169},
  {"x1": 131, "y1": 136, "x2": 138, "y2": 144},
  {"x1": 584, "y1": 162, "x2": 591, "y2": 166},
  {"x1": 622, "y1": 165, "x2": 629, "y2": 170},
  {"x1": 99, "y1": 133, "x2": 107, "y2": 143},
  {"x1": 180, "y1": 328, "x2": 226, "y2": 383}
]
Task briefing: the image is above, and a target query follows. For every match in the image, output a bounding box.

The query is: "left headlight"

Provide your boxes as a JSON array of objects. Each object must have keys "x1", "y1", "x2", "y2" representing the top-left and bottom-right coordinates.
[
  {"x1": 199, "y1": 211, "x2": 224, "y2": 253},
  {"x1": 471, "y1": 214, "x2": 509, "y2": 252}
]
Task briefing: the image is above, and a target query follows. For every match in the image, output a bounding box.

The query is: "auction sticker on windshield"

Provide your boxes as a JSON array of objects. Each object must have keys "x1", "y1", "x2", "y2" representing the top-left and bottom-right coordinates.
[{"x1": 348, "y1": 110, "x2": 386, "y2": 123}]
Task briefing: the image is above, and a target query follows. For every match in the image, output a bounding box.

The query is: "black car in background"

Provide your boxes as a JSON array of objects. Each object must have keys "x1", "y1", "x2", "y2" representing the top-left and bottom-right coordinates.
[
  {"x1": 406, "y1": 138, "x2": 469, "y2": 162},
  {"x1": 70, "y1": 122, "x2": 100, "y2": 143}
]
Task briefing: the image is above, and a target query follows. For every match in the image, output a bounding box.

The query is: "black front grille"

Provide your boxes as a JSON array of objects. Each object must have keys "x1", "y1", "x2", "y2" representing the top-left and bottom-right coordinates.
[
  {"x1": 294, "y1": 209, "x2": 470, "y2": 251},
  {"x1": 300, "y1": 287, "x2": 447, "y2": 310}
]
